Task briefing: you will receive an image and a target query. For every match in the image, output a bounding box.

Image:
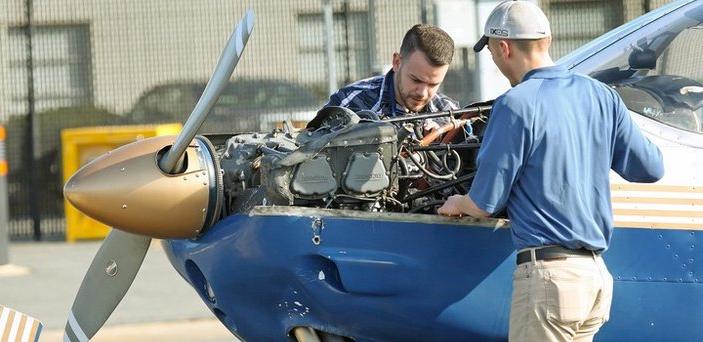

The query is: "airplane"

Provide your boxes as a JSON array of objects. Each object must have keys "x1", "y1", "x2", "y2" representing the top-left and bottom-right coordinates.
[{"x1": 61, "y1": 1, "x2": 703, "y2": 341}]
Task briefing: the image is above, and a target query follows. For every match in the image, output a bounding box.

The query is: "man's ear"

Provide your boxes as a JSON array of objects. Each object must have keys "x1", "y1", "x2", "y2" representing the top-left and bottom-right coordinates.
[
  {"x1": 499, "y1": 40, "x2": 511, "y2": 59},
  {"x1": 496, "y1": 39, "x2": 510, "y2": 59},
  {"x1": 392, "y1": 52, "x2": 401, "y2": 72}
]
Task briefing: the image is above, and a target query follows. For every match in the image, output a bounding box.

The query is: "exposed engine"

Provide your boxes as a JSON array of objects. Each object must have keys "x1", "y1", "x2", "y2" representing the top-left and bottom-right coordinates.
[{"x1": 217, "y1": 104, "x2": 491, "y2": 215}]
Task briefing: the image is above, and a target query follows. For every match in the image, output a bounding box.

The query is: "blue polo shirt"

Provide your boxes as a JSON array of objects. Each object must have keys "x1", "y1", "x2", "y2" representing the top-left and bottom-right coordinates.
[{"x1": 468, "y1": 65, "x2": 664, "y2": 251}]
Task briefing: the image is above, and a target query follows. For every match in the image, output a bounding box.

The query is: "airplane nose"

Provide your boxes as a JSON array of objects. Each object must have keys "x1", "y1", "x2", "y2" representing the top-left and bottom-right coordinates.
[{"x1": 64, "y1": 135, "x2": 223, "y2": 239}]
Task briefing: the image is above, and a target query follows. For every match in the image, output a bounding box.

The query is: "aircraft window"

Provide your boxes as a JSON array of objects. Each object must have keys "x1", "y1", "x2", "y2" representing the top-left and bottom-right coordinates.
[{"x1": 585, "y1": 10, "x2": 703, "y2": 133}]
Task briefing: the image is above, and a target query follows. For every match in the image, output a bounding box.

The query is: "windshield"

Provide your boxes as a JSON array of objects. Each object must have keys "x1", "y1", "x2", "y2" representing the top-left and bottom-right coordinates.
[{"x1": 571, "y1": 3, "x2": 703, "y2": 133}]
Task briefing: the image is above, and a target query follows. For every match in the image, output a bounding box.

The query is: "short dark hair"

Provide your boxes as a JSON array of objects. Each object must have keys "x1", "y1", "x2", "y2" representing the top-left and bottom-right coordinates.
[
  {"x1": 510, "y1": 36, "x2": 552, "y2": 53},
  {"x1": 399, "y1": 24, "x2": 455, "y2": 66}
]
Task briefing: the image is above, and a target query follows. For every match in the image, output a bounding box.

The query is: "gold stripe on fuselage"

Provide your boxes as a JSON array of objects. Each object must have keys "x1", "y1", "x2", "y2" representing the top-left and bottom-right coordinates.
[
  {"x1": 611, "y1": 183, "x2": 703, "y2": 230},
  {"x1": 611, "y1": 184, "x2": 703, "y2": 193},
  {"x1": 612, "y1": 197, "x2": 703, "y2": 206},
  {"x1": 614, "y1": 209, "x2": 703, "y2": 218},
  {"x1": 614, "y1": 221, "x2": 703, "y2": 230}
]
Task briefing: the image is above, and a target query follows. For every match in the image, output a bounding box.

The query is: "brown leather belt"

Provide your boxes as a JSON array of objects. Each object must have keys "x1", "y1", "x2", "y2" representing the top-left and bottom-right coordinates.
[{"x1": 516, "y1": 246, "x2": 596, "y2": 265}]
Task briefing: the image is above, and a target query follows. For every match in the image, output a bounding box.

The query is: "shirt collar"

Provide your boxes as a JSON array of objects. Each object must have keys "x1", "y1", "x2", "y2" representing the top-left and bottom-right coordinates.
[
  {"x1": 381, "y1": 70, "x2": 396, "y2": 105},
  {"x1": 521, "y1": 65, "x2": 571, "y2": 82},
  {"x1": 381, "y1": 69, "x2": 408, "y2": 116}
]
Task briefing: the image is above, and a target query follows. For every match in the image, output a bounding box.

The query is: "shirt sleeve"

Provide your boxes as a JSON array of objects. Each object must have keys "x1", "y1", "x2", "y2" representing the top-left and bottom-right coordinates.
[
  {"x1": 468, "y1": 97, "x2": 531, "y2": 214},
  {"x1": 324, "y1": 91, "x2": 343, "y2": 107},
  {"x1": 610, "y1": 94, "x2": 665, "y2": 183},
  {"x1": 439, "y1": 93, "x2": 460, "y2": 110}
]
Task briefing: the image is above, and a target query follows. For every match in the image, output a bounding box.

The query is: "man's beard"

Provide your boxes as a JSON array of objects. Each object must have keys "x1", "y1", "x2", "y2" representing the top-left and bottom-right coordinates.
[
  {"x1": 402, "y1": 92, "x2": 428, "y2": 112},
  {"x1": 396, "y1": 73, "x2": 428, "y2": 112}
]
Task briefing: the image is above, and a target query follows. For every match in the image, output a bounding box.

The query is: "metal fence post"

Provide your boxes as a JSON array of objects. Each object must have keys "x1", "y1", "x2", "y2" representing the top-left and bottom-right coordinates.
[
  {"x1": 420, "y1": 0, "x2": 428, "y2": 24},
  {"x1": 0, "y1": 126, "x2": 9, "y2": 265},
  {"x1": 24, "y1": 0, "x2": 41, "y2": 241},
  {"x1": 342, "y1": 0, "x2": 351, "y2": 84},
  {"x1": 323, "y1": 0, "x2": 337, "y2": 95},
  {"x1": 366, "y1": 0, "x2": 377, "y2": 73}
]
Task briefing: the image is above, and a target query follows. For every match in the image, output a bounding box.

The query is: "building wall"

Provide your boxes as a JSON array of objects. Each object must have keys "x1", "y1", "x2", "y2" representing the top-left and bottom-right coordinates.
[
  {"x1": 0, "y1": 0, "x2": 675, "y2": 115},
  {"x1": 0, "y1": 0, "x2": 438, "y2": 114}
]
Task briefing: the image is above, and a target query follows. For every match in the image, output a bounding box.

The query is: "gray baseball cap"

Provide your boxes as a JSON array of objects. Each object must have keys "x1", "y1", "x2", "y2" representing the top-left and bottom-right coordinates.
[{"x1": 473, "y1": 0, "x2": 551, "y2": 52}]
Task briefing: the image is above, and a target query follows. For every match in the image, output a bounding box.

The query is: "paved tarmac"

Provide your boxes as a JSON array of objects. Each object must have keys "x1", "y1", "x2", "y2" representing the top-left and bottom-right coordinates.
[{"x1": 0, "y1": 240, "x2": 236, "y2": 341}]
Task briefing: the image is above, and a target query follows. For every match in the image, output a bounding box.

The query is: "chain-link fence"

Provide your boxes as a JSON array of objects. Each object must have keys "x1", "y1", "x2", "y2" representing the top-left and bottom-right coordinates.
[{"x1": 0, "y1": 0, "x2": 672, "y2": 240}]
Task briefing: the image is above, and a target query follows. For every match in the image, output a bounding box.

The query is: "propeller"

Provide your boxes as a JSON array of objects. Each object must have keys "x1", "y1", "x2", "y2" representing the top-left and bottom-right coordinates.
[
  {"x1": 63, "y1": 10, "x2": 255, "y2": 341},
  {"x1": 64, "y1": 231, "x2": 150, "y2": 341}
]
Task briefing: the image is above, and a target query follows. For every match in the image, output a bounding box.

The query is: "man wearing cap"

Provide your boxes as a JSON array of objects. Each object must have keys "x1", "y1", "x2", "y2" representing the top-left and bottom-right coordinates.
[
  {"x1": 438, "y1": 1, "x2": 664, "y2": 341},
  {"x1": 324, "y1": 24, "x2": 458, "y2": 128}
]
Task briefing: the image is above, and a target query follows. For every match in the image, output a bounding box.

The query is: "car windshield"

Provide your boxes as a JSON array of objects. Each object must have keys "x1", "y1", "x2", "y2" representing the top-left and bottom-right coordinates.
[{"x1": 570, "y1": 3, "x2": 703, "y2": 133}]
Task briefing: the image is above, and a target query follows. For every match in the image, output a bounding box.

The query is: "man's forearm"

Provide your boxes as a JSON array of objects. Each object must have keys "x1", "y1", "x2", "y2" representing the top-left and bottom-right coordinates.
[
  {"x1": 438, "y1": 194, "x2": 490, "y2": 218},
  {"x1": 462, "y1": 195, "x2": 490, "y2": 218}
]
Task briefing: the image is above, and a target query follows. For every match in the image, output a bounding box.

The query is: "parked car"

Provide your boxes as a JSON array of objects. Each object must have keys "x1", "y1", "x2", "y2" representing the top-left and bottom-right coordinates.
[{"x1": 128, "y1": 79, "x2": 323, "y2": 131}]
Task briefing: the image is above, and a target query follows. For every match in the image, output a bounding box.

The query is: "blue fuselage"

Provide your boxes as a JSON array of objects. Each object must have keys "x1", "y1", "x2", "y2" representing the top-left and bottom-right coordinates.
[{"x1": 162, "y1": 207, "x2": 702, "y2": 341}]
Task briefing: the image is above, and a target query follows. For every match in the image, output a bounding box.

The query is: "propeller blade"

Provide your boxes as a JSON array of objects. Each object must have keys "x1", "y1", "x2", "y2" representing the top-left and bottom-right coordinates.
[
  {"x1": 62, "y1": 9, "x2": 256, "y2": 341},
  {"x1": 64, "y1": 230, "x2": 151, "y2": 342},
  {"x1": 159, "y1": 9, "x2": 256, "y2": 173}
]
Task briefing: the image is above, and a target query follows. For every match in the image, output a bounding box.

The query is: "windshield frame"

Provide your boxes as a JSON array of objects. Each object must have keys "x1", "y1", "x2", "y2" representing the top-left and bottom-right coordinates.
[
  {"x1": 555, "y1": 0, "x2": 703, "y2": 145},
  {"x1": 557, "y1": 0, "x2": 697, "y2": 71}
]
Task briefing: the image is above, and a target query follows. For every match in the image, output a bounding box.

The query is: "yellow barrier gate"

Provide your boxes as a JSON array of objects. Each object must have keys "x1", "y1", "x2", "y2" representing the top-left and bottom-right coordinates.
[{"x1": 62, "y1": 124, "x2": 182, "y2": 242}]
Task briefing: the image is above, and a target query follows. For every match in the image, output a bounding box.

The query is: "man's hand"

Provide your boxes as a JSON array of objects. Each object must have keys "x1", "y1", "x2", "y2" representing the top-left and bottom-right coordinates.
[
  {"x1": 438, "y1": 194, "x2": 491, "y2": 219},
  {"x1": 438, "y1": 194, "x2": 470, "y2": 217}
]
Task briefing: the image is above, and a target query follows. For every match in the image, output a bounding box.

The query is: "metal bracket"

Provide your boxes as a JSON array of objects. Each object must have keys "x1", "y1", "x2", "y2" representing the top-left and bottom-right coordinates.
[{"x1": 311, "y1": 217, "x2": 324, "y2": 245}]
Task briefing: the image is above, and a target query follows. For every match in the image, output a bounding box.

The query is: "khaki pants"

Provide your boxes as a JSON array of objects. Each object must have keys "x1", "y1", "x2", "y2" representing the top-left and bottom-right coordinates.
[{"x1": 509, "y1": 252, "x2": 613, "y2": 342}]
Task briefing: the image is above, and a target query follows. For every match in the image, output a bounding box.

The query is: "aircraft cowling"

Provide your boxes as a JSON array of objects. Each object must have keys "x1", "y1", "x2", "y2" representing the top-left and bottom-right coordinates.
[{"x1": 63, "y1": 135, "x2": 223, "y2": 239}]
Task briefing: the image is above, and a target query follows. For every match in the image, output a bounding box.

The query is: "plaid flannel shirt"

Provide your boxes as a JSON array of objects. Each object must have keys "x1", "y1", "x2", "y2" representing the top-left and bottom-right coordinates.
[{"x1": 324, "y1": 69, "x2": 459, "y2": 118}]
